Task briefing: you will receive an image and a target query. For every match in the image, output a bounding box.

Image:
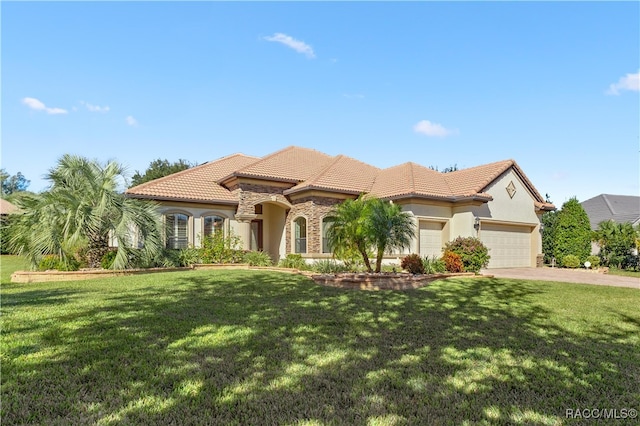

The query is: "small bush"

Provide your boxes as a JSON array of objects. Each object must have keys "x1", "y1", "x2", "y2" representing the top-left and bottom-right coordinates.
[
  {"x1": 423, "y1": 255, "x2": 446, "y2": 274},
  {"x1": 278, "y1": 254, "x2": 308, "y2": 270},
  {"x1": 444, "y1": 237, "x2": 490, "y2": 272},
  {"x1": 178, "y1": 247, "x2": 201, "y2": 267},
  {"x1": 311, "y1": 259, "x2": 349, "y2": 274},
  {"x1": 401, "y1": 254, "x2": 425, "y2": 274},
  {"x1": 101, "y1": 250, "x2": 118, "y2": 269},
  {"x1": 201, "y1": 231, "x2": 244, "y2": 264},
  {"x1": 586, "y1": 255, "x2": 600, "y2": 269},
  {"x1": 562, "y1": 254, "x2": 581, "y2": 268},
  {"x1": 442, "y1": 250, "x2": 464, "y2": 273},
  {"x1": 37, "y1": 254, "x2": 80, "y2": 271},
  {"x1": 243, "y1": 251, "x2": 273, "y2": 267}
]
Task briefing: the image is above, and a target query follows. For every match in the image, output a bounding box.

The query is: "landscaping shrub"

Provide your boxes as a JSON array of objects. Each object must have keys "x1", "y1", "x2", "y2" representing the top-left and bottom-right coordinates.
[
  {"x1": 201, "y1": 231, "x2": 244, "y2": 264},
  {"x1": 443, "y1": 236, "x2": 490, "y2": 272},
  {"x1": 553, "y1": 198, "x2": 591, "y2": 265},
  {"x1": 178, "y1": 247, "x2": 201, "y2": 267},
  {"x1": 401, "y1": 254, "x2": 425, "y2": 274},
  {"x1": 37, "y1": 254, "x2": 80, "y2": 271},
  {"x1": 311, "y1": 259, "x2": 349, "y2": 274},
  {"x1": 100, "y1": 250, "x2": 117, "y2": 269},
  {"x1": 562, "y1": 254, "x2": 581, "y2": 269},
  {"x1": 278, "y1": 254, "x2": 308, "y2": 269},
  {"x1": 442, "y1": 250, "x2": 464, "y2": 273},
  {"x1": 586, "y1": 255, "x2": 600, "y2": 269},
  {"x1": 243, "y1": 251, "x2": 273, "y2": 267},
  {"x1": 423, "y1": 255, "x2": 446, "y2": 274}
]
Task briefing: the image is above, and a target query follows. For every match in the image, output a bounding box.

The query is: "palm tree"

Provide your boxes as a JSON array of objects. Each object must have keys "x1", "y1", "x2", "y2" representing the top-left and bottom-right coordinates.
[
  {"x1": 9, "y1": 155, "x2": 164, "y2": 269},
  {"x1": 368, "y1": 198, "x2": 416, "y2": 273},
  {"x1": 325, "y1": 195, "x2": 374, "y2": 272},
  {"x1": 325, "y1": 195, "x2": 416, "y2": 273}
]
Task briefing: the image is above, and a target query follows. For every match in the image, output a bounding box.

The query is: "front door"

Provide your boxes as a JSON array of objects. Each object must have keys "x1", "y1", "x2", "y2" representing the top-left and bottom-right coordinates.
[{"x1": 250, "y1": 220, "x2": 263, "y2": 251}]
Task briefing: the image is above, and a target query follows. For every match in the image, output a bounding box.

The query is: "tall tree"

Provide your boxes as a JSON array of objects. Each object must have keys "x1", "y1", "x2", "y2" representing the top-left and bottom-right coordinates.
[
  {"x1": 553, "y1": 197, "x2": 592, "y2": 265},
  {"x1": 130, "y1": 159, "x2": 193, "y2": 187},
  {"x1": 1, "y1": 169, "x2": 30, "y2": 195},
  {"x1": 9, "y1": 155, "x2": 164, "y2": 269},
  {"x1": 368, "y1": 198, "x2": 416, "y2": 273}
]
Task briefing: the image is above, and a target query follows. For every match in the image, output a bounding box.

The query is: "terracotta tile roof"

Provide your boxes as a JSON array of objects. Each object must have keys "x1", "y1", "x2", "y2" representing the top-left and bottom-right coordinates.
[
  {"x1": 370, "y1": 162, "x2": 454, "y2": 199},
  {"x1": 0, "y1": 198, "x2": 19, "y2": 214},
  {"x1": 443, "y1": 159, "x2": 515, "y2": 196},
  {"x1": 126, "y1": 153, "x2": 259, "y2": 203},
  {"x1": 284, "y1": 155, "x2": 380, "y2": 195},
  {"x1": 227, "y1": 146, "x2": 335, "y2": 183},
  {"x1": 124, "y1": 146, "x2": 551, "y2": 207}
]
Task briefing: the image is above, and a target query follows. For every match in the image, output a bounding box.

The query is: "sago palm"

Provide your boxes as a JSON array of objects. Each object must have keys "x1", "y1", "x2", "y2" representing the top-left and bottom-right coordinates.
[{"x1": 9, "y1": 155, "x2": 164, "y2": 269}]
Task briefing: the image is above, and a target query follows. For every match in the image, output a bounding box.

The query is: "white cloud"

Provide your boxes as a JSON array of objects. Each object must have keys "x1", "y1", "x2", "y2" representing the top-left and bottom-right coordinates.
[
  {"x1": 413, "y1": 120, "x2": 457, "y2": 137},
  {"x1": 263, "y1": 33, "x2": 315, "y2": 58},
  {"x1": 606, "y1": 71, "x2": 640, "y2": 95},
  {"x1": 80, "y1": 101, "x2": 110, "y2": 113},
  {"x1": 125, "y1": 115, "x2": 138, "y2": 126},
  {"x1": 22, "y1": 97, "x2": 68, "y2": 115}
]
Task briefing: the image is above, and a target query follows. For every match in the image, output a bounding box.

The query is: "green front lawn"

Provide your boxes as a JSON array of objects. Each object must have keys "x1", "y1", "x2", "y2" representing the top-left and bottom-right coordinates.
[{"x1": 2, "y1": 258, "x2": 639, "y2": 425}]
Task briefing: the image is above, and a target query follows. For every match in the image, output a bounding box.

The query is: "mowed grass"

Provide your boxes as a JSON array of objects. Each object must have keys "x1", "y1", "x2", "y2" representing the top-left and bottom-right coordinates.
[{"x1": 2, "y1": 257, "x2": 639, "y2": 425}]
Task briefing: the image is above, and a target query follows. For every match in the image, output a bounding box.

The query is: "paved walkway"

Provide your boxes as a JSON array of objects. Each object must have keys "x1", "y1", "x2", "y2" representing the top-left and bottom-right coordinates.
[{"x1": 481, "y1": 267, "x2": 639, "y2": 289}]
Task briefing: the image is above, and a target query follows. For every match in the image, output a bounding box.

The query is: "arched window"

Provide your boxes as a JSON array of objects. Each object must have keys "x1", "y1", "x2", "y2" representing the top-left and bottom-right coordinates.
[
  {"x1": 294, "y1": 217, "x2": 307, "y2": 253},
  {"x1": 166, "y1": 213, "x2": 189, "y2": 249},
  {"x1": 322, "y1": 217, "x2": 332, "y2": 253},
  {"x1": 203, "y1": 215, "x2": 224, "y2": 236}
]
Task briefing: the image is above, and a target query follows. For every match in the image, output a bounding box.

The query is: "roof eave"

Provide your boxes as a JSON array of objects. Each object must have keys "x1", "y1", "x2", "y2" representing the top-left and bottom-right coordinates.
[
  {"x1": 125, "y1": 193, "x2": 239, "y2": 205},
  {"x1": 381, "y1": 192, "x2": 493, "y2": 203}
]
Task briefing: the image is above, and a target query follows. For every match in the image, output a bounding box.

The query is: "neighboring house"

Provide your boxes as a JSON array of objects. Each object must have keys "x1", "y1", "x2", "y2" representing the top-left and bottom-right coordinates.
[
  {"x1": 0, "y1": 199, "x2": 19, "y2": 216},
  {"x1": 126, "y1": 146, "x2": 555, "y2": 268},
  {"x1": 581, "y1": 194, "x2": 640, "y2": 256},
  {"x1": 581, "y1": 194, "x2": 640, "y2": 229}
]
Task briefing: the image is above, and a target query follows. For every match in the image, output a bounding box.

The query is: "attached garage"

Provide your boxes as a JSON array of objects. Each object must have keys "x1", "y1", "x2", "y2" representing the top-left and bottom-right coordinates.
[
  {"x1": 480, "y1": 222, "x2": 533, "y2": 268},
  {"x1": 419, "y1": 221, "x2": 444, "y2": 258}
]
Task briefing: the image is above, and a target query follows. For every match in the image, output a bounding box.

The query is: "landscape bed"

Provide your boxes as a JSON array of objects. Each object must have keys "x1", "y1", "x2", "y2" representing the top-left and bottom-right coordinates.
[{"x1": 1, "y1": 256, "x2": 639, "y2": 425}]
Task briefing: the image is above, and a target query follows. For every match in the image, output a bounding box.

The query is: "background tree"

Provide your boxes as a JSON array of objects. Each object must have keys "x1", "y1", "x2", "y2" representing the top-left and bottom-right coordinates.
[
  {"x1": 428, "y1": 164, "x2": 459, "y2": 172},
  {"x1": 9, "y1": 155, "x2": 164, "y2": 269},
  {"x1": 1, "y1": 169, "x2": 30, "y2": 195},
  {"x1": 541, "y1": 211, "x2": 558, "y2": 264},
  {"x1": 593, "y1": 220, "x2": 637, "y2": 268},
  {"x1": 130, "y1": 159, "x2": 193, "y2": 187},
  {"x1": 553, "y1": 197, "x2": 592, "y2": 266},
  {"x1": 367, "y1": 198, "x2": 416, "y2": 273}
]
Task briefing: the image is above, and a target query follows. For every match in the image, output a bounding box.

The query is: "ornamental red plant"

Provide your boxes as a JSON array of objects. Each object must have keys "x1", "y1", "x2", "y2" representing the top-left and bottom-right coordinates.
[{"x1": 442, "y1": 250, "x2": 464, "y2": 273}]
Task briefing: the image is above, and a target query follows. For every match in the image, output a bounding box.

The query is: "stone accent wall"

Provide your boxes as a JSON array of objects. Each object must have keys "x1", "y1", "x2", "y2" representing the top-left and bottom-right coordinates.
[
  {"x1": 536, "y1": 254, "x2": 544, "y2": 268},
  {"x1": 234, "y1": 183, "x2": 293, "y2": 216},
  {"x1": 285, "y1": 196, "x2": 344, "y2": 254}
]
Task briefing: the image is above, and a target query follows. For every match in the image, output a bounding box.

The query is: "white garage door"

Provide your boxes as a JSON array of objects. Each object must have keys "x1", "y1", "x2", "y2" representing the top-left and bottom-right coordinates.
[
  {"x1": 480, "y1": 223, "x2": 532, "y2": 268},
  {"x1": 420, "y1": 221, "x2": 443, "y2": 258}
]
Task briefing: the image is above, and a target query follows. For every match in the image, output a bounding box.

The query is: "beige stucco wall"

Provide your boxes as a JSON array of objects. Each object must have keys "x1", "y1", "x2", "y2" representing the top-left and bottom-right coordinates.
[
  {"x1": 473, "y1": 169, "x2": 543, "y2": 264},
  {"x1": 156, "y1": 202, "x2": 238, "y2": 247}
]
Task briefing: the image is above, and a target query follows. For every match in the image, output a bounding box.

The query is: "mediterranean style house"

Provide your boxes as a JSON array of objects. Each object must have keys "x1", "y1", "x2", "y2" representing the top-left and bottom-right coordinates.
[{"x1": 126, "y1": 146, "x2": 555, "y2": 268}]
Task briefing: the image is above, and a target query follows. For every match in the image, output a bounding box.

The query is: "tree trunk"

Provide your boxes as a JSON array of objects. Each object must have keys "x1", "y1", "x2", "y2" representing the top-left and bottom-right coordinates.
[{"x1": 86, "y1": 233, "x2": 110, "y2": 268}]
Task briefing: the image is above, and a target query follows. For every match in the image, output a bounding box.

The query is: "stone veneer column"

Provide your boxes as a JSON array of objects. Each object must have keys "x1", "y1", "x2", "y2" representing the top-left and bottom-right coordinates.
[{"x1": 235, "y1": 213, "x2": 256, "y2": 251}]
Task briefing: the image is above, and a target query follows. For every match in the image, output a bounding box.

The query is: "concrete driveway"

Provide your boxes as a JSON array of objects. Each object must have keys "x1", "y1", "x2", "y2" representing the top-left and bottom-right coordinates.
[{"x1": 481, "y1": 267, "x2": 639, "y2": 289}]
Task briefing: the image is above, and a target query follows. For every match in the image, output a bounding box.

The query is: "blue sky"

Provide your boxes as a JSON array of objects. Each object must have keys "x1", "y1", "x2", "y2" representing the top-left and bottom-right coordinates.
[{"x1": 2, "y1": 2, "x2": 639, "y2": 205}]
